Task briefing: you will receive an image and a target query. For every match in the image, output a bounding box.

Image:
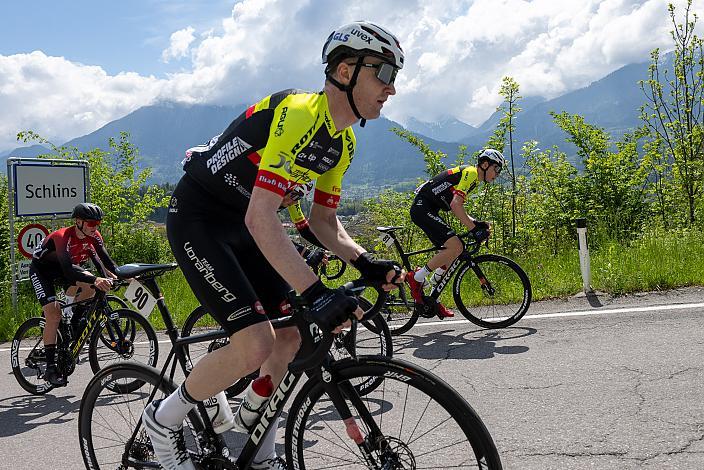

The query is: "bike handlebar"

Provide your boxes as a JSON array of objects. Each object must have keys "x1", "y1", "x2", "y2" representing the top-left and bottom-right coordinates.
[{"x1": 288, "y1": 278, "x2": 389, "y2": 374}]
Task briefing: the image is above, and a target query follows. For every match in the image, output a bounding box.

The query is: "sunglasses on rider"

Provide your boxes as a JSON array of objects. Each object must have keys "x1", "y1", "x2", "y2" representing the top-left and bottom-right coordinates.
[
  {"x1": 82, "y1": 219, "x2": 101, "y2": 227},
  {"x1": 359, "y1": 62, "x2": 399, "y2": 86}
]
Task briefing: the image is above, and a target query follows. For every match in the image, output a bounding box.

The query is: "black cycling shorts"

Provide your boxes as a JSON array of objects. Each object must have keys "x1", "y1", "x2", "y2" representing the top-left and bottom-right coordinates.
[
  {"x1": 167, "y1": 175, "x2": 291, "y2": 336},
  {"x1": 410, "y1": 193, "x2": 457, "y2": 247},
  {"x1": 29, "y1": 262, "x2": 74, "y2": 307}
]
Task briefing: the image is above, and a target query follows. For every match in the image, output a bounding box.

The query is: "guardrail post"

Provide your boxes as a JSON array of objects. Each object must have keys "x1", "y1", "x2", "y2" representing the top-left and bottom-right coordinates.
[{"x1": 576, "y1": 218, "x2": 593, "y2": 293}]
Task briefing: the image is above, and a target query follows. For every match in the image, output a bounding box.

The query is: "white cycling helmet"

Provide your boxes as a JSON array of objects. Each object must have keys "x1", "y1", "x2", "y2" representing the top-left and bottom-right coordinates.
[
  {"x1": 322, "y1": 21, "x2": 404, "y2": 127},
  {"x1": 322, "y1": 21, "x2": 404, "y2": 70},
  {"x1": 478, "y1": 148, "x2": 506, "y2": 168}
]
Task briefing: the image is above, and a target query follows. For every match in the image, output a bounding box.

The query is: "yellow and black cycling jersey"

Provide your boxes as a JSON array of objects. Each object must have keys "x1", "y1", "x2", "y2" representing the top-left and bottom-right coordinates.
[
  {"x1": 182, "y1": 89, "x2": 355, "y2": 214},
  {"x1": 416, "y1": 165, "x2": 478, "y2": 210}
]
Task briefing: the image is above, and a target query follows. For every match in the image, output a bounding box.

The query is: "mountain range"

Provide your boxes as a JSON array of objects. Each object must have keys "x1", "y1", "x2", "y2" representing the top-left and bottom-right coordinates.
[{"x1": 2, "y1": 57, "x2": 654, "y2": 189}]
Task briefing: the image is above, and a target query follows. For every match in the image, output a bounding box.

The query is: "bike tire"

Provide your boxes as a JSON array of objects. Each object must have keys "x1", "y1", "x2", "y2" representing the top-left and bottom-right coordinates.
[
  {"x1": 78, "y1": 362, "x2": 204, "y2": 470},
  {"x1": 285, "y1": 356, "x2": 503, "y2": 469},
  {"x1": 88, "y1": 308, "x2": 159, "y2": 393},
  {"x1": 359, "y1": 284, "x2": 419, "y2": 336},
  {"x1": 453, "y1": 254, "x2": 532, "y2": 329},
  {"x1": 10, "y1": 317, "x2": 55, "y2": 395}
]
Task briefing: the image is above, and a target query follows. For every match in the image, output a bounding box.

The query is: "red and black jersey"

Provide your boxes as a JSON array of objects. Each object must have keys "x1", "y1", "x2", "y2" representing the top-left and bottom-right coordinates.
[{"x1": 32, "y1": 226, "x2": 118, "y2": 284}]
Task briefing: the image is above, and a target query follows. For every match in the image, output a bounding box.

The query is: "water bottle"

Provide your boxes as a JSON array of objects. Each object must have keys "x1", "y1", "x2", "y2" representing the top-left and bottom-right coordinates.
[
  {"x1": 233, "y1": 375, "x2": 274, "y2": 432},
  {"x1": 429, "y1": 267, "x2": 446, "y2": 286},
  {"x1": 204, "y1": 391, "x2": 235, "y2": 434}
]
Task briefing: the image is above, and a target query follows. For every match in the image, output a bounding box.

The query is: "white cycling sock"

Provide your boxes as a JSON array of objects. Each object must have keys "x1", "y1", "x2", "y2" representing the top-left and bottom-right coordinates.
[
  {"x1": 253, "y1": 416, "x2": 280, "y2": 463},
  {"x1": 430, "y1": 267, "x2": 447, "y2": 285},
  {"x1": 155, "y1": 383, "x2": 198, "y2": 428},
  {"x1": 414, "y1": 265, "x2": 430, "y2": 283}
]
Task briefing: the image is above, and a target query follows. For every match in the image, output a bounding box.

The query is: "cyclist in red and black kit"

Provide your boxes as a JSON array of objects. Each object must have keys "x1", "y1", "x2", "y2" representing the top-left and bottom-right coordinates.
[
  {"x1": 29, "y1": 203, "x2": 116, "y2": 386},
  {"x1": 143, "y1": 21, "x2": 405, "y2": 470},
  {"x1": 407, "y1": 149, "x2": 505, "y2": 318}
]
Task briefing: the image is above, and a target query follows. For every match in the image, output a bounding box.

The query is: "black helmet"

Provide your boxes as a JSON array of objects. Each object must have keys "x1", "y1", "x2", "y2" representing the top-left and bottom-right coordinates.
[{"x1": 71, "y1": 203, "x2": 104, "y2": 221}]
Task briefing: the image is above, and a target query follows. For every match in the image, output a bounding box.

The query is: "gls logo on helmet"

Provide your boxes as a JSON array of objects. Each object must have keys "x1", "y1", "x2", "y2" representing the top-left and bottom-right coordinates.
[{"x1": 332, "y1": 32, "x2": 349, "y2": 42}]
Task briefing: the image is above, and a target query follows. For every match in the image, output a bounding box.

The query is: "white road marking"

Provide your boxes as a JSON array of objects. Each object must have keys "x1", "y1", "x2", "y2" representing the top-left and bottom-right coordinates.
[{"x1": 2, "y1": 302, "x2": 703, "y2": 352}]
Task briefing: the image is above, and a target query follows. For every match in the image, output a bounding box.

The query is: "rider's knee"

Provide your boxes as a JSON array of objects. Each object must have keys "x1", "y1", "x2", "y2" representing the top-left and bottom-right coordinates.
[
  {"x1": 274, "y1": 327, "x2": 301, "y2": 356},
  {"x1": 444, "y1": 237, "x2": 463, "y2": 257}
]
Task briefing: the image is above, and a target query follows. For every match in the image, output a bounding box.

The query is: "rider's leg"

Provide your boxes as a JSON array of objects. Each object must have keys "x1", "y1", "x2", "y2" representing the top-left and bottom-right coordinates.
[
  {"x1": 425, "y1": 235, "x2": 463, "y2": 272},
  {"x1": 253, "y1": 325, "x2": 301, "y2": 462}
]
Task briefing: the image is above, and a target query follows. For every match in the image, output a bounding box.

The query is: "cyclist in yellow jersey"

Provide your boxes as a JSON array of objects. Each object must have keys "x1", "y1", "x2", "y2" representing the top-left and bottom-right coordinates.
[
  {"x1": 144, "y1": 21, "x2": 405, "y2": 470},
  {"x1": 407, "y1": 149, "x2": 505, "y2": 318}
]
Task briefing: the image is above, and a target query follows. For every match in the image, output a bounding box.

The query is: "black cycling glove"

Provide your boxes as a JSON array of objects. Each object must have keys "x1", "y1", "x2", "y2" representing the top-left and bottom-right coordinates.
[
  {"x1": 351, "y1": 252, "x2": 401, "y2": 284},
  {"x1": 470, "y1": 221, "x2": 490, "y2": 241},
  {"x1": 301, "y1": 280, "x2": 358, "y2": 333},
  {"x1": 305, "y1": 248, "x2": 326, "y2": 269}
]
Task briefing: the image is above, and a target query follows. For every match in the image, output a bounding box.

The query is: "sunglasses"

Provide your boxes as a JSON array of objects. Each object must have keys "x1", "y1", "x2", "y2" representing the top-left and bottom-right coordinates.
[
  {"x1": 82, "y1": 219, "x2": 101, "y2": 228},
  {"x1": 359, "y1": 62, "x2": 399, "y2": 86}
]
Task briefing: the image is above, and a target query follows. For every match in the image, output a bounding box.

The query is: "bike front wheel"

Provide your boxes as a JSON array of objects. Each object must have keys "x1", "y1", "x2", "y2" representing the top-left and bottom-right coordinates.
[
  {"x1": 453, "y1": 254, "x2": 532, "y2": 328},
  {"x1": 78, "y1": 362, "x2": 204, "y2": 470},
  {"x1": 285, "y1": 356, "x2": 503, "y2": 469}
]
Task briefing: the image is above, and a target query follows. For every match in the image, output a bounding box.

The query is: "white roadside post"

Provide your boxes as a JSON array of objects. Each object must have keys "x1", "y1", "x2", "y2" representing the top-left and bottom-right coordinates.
[{"x1": 576, "y1": 218, "x2": 593, "y2": 293}]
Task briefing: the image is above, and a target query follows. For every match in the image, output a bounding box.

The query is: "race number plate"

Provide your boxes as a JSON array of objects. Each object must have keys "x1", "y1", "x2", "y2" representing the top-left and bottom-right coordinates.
[
  {"x1": 125, "y1": 279, "x2": 157, "y2": 318},
  {"x1": 379, "y1": 233, "x2": 395, "y2": 248}
]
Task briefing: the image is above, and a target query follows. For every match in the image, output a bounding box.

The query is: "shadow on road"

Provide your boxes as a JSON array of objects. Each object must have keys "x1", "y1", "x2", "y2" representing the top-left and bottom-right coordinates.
[
  {"x1": 0, "y1": 393, "x2": 80, "y2": 437},
  {"x1": 394, "y1": 327, "x2": 536, "y2": 360}
]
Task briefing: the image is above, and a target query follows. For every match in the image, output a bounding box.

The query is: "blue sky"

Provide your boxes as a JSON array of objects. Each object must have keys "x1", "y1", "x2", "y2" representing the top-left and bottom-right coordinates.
[
  {"x1": 2, "y1": 0, "x2": 233, "y2": 76},
  {"x1": 0, "y1": 0, "x2": 698, "y2": 152}
]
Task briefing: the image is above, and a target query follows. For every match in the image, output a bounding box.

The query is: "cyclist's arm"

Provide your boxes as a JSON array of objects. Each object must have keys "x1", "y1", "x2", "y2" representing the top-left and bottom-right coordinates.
[
  {"x1": 288, "y1": 202, "x2": 326, "y2": 249},
  {"x1": 449, "y1": 193, "x2": 478, "y2": 230},
  {"x1": 92, "y1": 234, "x2": 119, "y2": 275},
  {"x1": 246, "y1": 187, "x2": 319, "y2": 293},
  {"x1": 308, "y1": 203, "x2": 364, "y2": 264}
]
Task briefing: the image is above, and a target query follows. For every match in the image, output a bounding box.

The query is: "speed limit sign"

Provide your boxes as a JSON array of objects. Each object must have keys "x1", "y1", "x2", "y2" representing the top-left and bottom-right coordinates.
[{"x1": 17, "y1": 223, "x2": 49, "y2": 259}]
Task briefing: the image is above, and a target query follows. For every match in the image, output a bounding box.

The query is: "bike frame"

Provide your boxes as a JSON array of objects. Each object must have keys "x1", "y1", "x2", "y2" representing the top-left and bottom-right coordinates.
[
  {"x1": 122, "y1": 277, "x2": 385, "y2": 470},
  {"x1": 382, "y1": 229, "x2": 481, "y2": 303}
]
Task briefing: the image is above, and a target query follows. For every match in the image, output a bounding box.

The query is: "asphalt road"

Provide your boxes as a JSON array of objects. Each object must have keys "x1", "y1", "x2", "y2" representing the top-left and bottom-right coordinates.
[{"x1": 1, "y1": 287, "x2": 703, "y2": 469}]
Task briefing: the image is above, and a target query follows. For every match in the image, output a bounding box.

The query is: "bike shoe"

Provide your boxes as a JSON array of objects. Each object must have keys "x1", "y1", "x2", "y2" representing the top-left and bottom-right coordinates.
[
  {"x1": 142, "y1": 400, "x2": 196, "y2": 470},
  {"x1": 251, "y1": 455, "x2": 287, "y2": 470},
  {"x1": 436, "y1": 302, "x2": 455, "y2": 319},
  {"x1": 405, "y1": 270, "x2": 426, "y2": 305},
  {"x1": 45, "y1": 364, "x2": 67, "y2": 387}
]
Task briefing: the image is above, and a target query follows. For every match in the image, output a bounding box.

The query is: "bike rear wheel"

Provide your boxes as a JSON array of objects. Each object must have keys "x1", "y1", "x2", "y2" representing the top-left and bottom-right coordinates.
[
  {"x1": 359, "y1": 284, "x2": 419, "y2": 336},
  {"x1": 286, "y1": 356, "x2": 503, "y2": 469},
  {"x1": 88, "y1": 308, "x2": 160, "y2": 392},
  {"x1": 453, "y1": 254, "x2": 532, "y2": 328},
  {"x1": 78, "y1": 362, "x2": 204, "y2": 470},
  {"x1": 10, "y1": 317, "x2": 56, "y2": 395}
]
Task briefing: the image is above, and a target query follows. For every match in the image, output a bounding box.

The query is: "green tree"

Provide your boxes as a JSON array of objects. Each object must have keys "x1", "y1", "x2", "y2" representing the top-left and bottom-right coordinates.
[{"x1": 639, "y1": 0, "x2": 704, "y2": 225}]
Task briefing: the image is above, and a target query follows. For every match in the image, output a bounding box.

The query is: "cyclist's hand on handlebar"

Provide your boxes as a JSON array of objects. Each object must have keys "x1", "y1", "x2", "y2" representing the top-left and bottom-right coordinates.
[
  {"x1": 94, "y1": 277, "x2": 113, "y2": 292},
  {"x1": 302, "y1": 280, "x2": 361, "y2": 333},
  {"x1": 470, "y1": 220, "x2": 491, "y2": 242},
  {"x1": 351, "y1": 252, "x2": 403, "y2": 290}
]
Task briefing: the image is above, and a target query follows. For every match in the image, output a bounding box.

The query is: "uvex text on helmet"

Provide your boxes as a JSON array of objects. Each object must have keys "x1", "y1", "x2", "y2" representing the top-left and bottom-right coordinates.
[{"x1": 322, "y1": 21, "x2": 404, "y2": 70}]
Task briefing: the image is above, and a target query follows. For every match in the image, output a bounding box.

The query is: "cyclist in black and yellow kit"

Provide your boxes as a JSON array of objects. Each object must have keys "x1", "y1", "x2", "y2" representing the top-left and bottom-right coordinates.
[
  {"x1": 143, "y1": 21, "x2": 405, "y2": 470},
  {"x1": 407, "y1": 149, "x2": 505, "y2": 318}
]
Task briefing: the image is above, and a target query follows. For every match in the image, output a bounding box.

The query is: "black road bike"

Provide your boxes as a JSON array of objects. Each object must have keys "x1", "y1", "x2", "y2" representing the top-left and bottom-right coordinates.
[
  {"x1": 365, "y1": 226, "x2": 532, "y2": 335},
  {"x1": 180, "y1": 300, "x2": 393, "y2": 398},
  {"x1": 78, "y1": 264, "x2": 503, "y2": 469},
  {"x1": 10, "y1": 269, "x2": 167, "y2": 395}
]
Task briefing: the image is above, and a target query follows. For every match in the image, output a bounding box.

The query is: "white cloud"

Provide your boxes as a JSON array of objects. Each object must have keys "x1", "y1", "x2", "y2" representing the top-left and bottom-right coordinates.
[
  {"x1": 2, "y1": 0, "x2": 703, "y2": 151},
  {"x1": 161, "y1": 26, "x2": 196, "y2": 63}
]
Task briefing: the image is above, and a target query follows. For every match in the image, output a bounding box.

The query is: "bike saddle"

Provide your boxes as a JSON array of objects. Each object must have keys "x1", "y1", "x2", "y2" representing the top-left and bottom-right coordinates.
[
  {"x1": 376, "y1": 226, "x2": 405, "y2": 233},
  {"x1": 115, "y1": 263, "x2": 178, "y2": 279}
]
